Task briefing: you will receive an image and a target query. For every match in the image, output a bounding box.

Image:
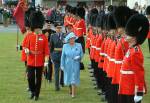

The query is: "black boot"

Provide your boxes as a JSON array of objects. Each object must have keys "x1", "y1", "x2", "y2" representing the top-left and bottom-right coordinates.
[
  {"x1": 30, "y1": 93, "x2": 34, "y2": 99},
  {"x1": 34, "y1": 96, "x2": 39, "y2": 101}
]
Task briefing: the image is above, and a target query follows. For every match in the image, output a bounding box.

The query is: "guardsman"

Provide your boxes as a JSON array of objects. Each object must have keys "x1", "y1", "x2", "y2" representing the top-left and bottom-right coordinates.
[
  {"x1": 111, "y1": 6, "x2": 132, "y2": 103},
  {"x1": 105, "y1": 12, "x2": 117, "y2": 103},
  {"x1": 42, "y1": 19, "x2": 56, "y2": 82},
  {"x1": 86, "y1": 8, "x2": 98, "y2": 69},
  {"x1": 16, "y1": 7, "x2": 35, "y2": 92},
  {"x1": 146, "y1": 6, "x2": 150, "y2": 53},
  {"x1": 118, "y1": 14, "x2": 149, "y2": 103},
  {"x1": 69, "y1": 7, "x2": 77, "y2": 27},
  {"x1": 74, "y1": 7, "x2": 86, "y2": 53},
  {"x1": 64, "y1": 5, "x2": 72, "y2": 32},
  {"x1": 50, "y1": 22, "x2": 66, "y2": 91},
  {"x1": 21, "y1": 7, "x2": 35, "y2": 91},
  {"x1": 24, "y1": 10, "x2": 49, "y2": 101}
]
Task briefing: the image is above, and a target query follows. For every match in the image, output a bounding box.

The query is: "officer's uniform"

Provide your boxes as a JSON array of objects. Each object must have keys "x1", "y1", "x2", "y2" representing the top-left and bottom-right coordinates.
[
  {"x1": 42, "y1": 20, "x2": 56, "y2": 82},
  {"x1": 50, "y1": 29, "x2": 66, "y2": 90}
]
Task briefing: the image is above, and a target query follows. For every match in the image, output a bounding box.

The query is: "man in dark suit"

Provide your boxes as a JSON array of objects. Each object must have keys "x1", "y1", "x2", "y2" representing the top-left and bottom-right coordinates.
[
  {"x1": 42, "y1": 20, "x2": 56, "y2": 83},
  {"x1": 50, "y1": 22, "x2": 65, "y2": 91}
]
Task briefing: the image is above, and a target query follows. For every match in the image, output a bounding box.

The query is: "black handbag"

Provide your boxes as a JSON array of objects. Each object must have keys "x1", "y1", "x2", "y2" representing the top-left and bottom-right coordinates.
[{"x1": 80, "y1": 62, "x2": 85, "y2": 70}]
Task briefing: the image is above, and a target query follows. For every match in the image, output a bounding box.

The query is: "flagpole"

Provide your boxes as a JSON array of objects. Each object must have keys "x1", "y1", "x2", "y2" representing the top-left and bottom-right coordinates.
[{"x1": 111, "y1": 0, "x2": 113, "y2": 5}]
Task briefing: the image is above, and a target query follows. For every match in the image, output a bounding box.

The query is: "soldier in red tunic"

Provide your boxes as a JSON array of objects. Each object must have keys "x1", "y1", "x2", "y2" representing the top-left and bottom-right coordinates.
[
  {"x1": 110, "y1": 6, "x2": 133, "y2": 103},
  {"x1": 74, "y1": 7, "x2": 86, "y2": 53},
  {"x1": 24, "y1": 10, "x2": 49, "y2": 101},
  {"x1": 118, "y1": 14, "x2": 149, "y2": 103}
]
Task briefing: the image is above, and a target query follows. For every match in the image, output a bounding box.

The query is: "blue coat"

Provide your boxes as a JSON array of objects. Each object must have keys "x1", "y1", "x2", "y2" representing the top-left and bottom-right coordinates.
[{"x1": 61, "y1": 43, "x2": 83, "y2": 86}]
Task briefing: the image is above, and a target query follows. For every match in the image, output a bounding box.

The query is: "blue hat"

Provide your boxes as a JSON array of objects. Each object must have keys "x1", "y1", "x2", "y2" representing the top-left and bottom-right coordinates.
[{"x1": 65, "y1": 32, "x2": 78, "y2": 43}]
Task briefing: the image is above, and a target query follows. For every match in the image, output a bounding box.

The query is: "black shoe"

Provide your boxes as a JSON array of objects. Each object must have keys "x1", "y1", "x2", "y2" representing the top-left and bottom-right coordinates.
[
  {"x1": 90, "y1": 75, "x2": 94, "y2": 77},
  {"x1": 30, "y1": 93, "x2": 34, "y2": 99},
  {"x1": 61, "y1": 84, "x2": 64, "y2": 87},
  {"x1": 34, "y1": 96, "x2": 39, "y2": 101}
]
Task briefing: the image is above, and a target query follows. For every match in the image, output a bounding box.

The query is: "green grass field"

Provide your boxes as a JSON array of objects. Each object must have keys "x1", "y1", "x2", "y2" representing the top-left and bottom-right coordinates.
[{"x1": 0, "y1": 32, "x2": 150, "y2": 103}]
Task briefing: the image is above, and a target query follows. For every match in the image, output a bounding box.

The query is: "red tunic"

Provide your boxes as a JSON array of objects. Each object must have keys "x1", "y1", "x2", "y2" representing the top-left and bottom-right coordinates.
[
  {"x1": 112, "y1": 38, "x2": 129, "y2": 84},
  {"x1": 107, "y1": 40, "x2": 116, "y2": 78},
  {"x1": 94, "y1": 34, "x2": 103, "y2": 62},
  {"x1": 69, "y1": 16, "x2": 76, "y2": 26},
  {"x1": 64, "y1": 15, "x2": 71, "y2": 27},
  {"x1": 119, "y1": 46, "x2": 146, "y2": 95},
  {"x1": 98, "y1": 37, "x2": 106, "y2": 69},
  {"x1": 90, "y1": 34, "x2": 98, "y2": 60},
  {"x1": 25, "y1": 33, "x2": 49, "y2": 67},
  {"x1": 103, "y1": 38, "x2": 111, "y2": 72},
  {"x1": 21, "y1": 32, "x2": 33, "y2": 62},
  {"x1": 86, "y1": 27, "x2": 93, "y2": 49},
  {"x1": 106, "y1": 38, "x2": 113, "y2": 75},
  {"x1": 73, "y1": 19, "x2": 86, "y2": 37}
]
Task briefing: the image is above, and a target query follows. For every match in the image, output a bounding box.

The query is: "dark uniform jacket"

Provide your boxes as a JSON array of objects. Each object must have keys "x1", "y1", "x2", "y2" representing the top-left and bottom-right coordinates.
[{"x1": 50, "y1": 32, "x2": 66, "y2": 62}]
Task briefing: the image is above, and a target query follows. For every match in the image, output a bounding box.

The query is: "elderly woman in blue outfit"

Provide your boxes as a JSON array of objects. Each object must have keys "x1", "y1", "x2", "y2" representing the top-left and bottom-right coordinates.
[{"x1": 61, "y1": 32, "x2": 83, "y2": 98}]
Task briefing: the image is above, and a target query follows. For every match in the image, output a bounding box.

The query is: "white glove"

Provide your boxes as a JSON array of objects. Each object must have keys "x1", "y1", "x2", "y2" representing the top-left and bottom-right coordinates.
[
  {"x1": 44, "y1": 62, "x2": 48, "y2": 67},
  {"x1": 134, "y1": 95, "x2": 143, "y2": 103},
  {"x1": 74, "y1": 56, "x2": 80, "y2": 60},
  {"x1": 25, "y1": 48, "x2": 30, "y2": 54},
  {"x1": 16, "y1": 45, "x2": 22, "y2": 50}
]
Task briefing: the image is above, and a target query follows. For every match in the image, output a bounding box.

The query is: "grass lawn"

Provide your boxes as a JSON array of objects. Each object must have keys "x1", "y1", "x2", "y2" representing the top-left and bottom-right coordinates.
[{"x1": 0, "y1": 32, "x2": 150, "y2": 103}]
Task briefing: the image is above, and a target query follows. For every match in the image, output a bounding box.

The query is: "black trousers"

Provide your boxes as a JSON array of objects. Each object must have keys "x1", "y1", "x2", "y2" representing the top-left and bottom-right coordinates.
[
  {"x1": 118, "y1": 94, "x2": 141, "y2": 103},
  {"x1": 27, "y1": 66, "x2": 43, "y2": 97},
  {"x1": 109, "y1": 84, "x2": 119, "y2": 103},
  {"x1": 148, "y1": 39, "x2": 150, "y2": 53}
]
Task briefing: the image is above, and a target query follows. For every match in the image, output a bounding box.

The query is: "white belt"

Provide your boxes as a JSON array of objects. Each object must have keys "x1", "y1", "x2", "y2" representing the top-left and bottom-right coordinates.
[
  {"x1": 76, "y1": 28, "x2": 83, "y2": 30},
  {"x1": 91, "y1": 46, "x2": 96, "y2": 49},
  {"x1": 120, "y1": 70, "x2": 134, "y2": 74},
  {"x1": 115, "y1": 60, "x2": 123, "y2": 64},
  {"x1": 109, "y1": 58, "x2": 115, "y2": 62},
  {"x1": 100, "y1": 53, "x2": 105, "y2": 56},
  {"x1": 96, "y1": 47, "x2": 101, "y2": 50},
  {"x1": 104, "y1": 53, "x2": 107, "y2": 57}
]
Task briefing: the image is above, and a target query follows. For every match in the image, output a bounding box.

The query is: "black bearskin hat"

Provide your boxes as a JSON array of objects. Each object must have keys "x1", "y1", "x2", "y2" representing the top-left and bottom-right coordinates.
[
  {"x1": 96, "y1": 13, "x2": 105, "y2": 28},
  {"x1": 146, "y1": 6, "x2": 150, "y2": 15},
  {"x1": 90, "y1": 14, "x2": 98, "y2": 27},
  {"x1": 108, "y1": 5, "x2": 116, "y2": 13},
  {"x1": 76, "y1": 7, "x2": 85, "y2": 19},
  {"x1": 130, "y1": 9, "x2": 139, "y2": 15},
  {"x1": 70, "y1": 7, "x2": 77, "y2": 15},
  {"x1": 90, "y1": 8, "x2": 98, "y2": 15},
  {"x1": 125, "y1": 14, "x2": 149, "y2": 45},
  {"x1": 107, "y1": 13, "x2": 116, "y2": 30},
  {"x1": 113, "y1": 6, "x2": 131, "y2": 28},
  {"x1": 102, "y1": 14, "x2": 109, "y2": 30},
  {"x1": 30, "y1": 10, "x2": 45, "y2": 31},
  {"x1": 88, "y1": 8, "x2": 98, "y2": 26},
  {"x1": 65, "y1": 4, "x2": 72, "y2": 13},
  {"x1": 25, "y1": 7, "x2": 35, "y2": 27}
]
